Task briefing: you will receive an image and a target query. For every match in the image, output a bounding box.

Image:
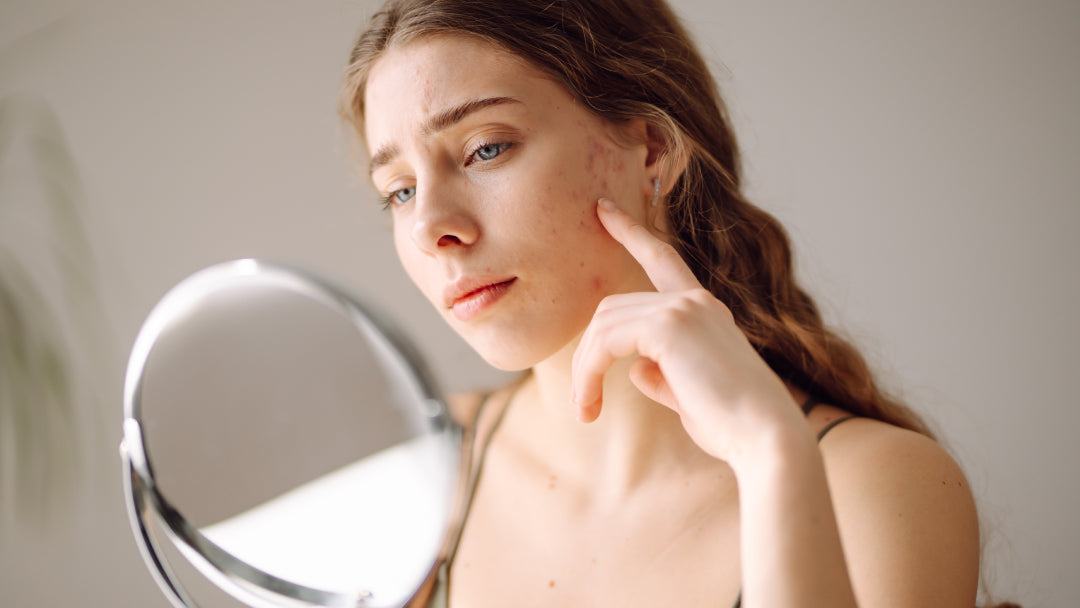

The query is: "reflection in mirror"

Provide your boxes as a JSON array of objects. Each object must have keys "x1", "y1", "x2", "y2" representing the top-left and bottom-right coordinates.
[{"x1": 120, "y1": 259, "x2": 464, "y2": 608}]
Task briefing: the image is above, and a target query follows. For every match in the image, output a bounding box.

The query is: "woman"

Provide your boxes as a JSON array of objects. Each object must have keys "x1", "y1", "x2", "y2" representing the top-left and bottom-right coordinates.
[{"x1": 339, "y1": 1, "x2": 990, "y2": 606}]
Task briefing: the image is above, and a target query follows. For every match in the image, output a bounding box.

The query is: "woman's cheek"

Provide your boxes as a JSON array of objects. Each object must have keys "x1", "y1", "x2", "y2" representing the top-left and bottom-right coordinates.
[{"x1": 589, "y1": 275, "x2": 608, "y2": 295}]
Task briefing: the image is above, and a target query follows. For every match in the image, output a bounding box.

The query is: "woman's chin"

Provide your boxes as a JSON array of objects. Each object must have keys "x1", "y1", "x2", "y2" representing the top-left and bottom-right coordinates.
[
  {"x1": 472, "y1": 347, "x2": 540, "y2": 373},
  {"x1": 462, "y1": 333, "x2": 568, "y2": 373}
]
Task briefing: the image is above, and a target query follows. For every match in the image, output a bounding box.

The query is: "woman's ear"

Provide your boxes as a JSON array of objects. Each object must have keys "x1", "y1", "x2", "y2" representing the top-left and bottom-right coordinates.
[
  {"x1": 645, "y1": 120, "x2": 691, "y2": 198},
  {"x1": 613, "y1": 117, "x2": 691, "y2": 207},
  {"x1": 644, "y1": 122, "x2": 666, "y2": 169}
]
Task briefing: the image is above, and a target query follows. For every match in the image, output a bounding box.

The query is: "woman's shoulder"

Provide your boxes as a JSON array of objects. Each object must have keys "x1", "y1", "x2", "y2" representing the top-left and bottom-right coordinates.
[
  {"x1": 809, "y1": 405, "x2": 975, "y2": 517},
  {"x1": 445, "y1": 391, "x2": 488, "y2": 429},
  {"x1": 809, "y1": 406, "x2": 971, "y2": 492},
  {"x1": 444, "y1": 375, "x2": 528, "y2": 433},
  {"x1": 811, "y1": 405, "x2": 981, "y2": 605}
]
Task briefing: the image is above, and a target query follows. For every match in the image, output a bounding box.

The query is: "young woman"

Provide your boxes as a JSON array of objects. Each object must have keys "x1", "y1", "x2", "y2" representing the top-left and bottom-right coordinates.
[{"x1": 339, "y1": 1, "x2": 997, "y2": 606}]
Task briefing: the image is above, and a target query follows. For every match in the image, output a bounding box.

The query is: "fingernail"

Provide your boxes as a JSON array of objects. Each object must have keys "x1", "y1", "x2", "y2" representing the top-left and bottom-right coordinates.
[{"x1": 597, "y1": 198, "x2": 618, "y2": 212}]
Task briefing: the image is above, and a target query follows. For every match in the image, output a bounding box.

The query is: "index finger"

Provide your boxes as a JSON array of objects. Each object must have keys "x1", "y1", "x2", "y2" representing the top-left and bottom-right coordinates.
[{"x1": 597, "y1": 198, "x2": 701, "y2": 292}]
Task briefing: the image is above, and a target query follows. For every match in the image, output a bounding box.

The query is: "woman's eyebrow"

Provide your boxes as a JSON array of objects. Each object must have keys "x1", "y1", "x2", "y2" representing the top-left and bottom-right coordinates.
[
  {"x1": 369, "y1": 96, "x2": 522, "y2": 175},
  {"x1": 421, "y1": 96, "x2": 521, "y2": 135}
]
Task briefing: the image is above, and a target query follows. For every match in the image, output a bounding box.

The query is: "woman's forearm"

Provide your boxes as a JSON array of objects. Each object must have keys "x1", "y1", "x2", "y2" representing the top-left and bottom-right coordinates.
[{"x1": 734, "y1": 428, "x2": 859, "y2": 608}]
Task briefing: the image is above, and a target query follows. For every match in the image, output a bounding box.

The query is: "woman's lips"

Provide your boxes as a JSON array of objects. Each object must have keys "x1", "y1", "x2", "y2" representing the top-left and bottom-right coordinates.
[{"x1": 448, "y1": 278, "x2": 516, "y2": 322}]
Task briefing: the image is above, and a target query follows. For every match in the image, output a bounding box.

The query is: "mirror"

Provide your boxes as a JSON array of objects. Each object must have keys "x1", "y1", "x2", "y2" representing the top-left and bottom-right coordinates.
[{"x1": 119, "y1": 259, "x2": 467, "y2": 608}]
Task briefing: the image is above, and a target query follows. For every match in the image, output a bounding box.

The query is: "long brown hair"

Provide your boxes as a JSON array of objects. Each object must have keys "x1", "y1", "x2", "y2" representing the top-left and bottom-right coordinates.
[{"x1": 338, "y1": 0, "x2": 930, "y2": 436}]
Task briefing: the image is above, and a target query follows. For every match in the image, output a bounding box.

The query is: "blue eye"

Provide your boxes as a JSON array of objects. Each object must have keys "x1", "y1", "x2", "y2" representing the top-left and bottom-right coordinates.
[
  {"x1": 381, "y1": 186, "x2": 415, "y2": 209},
  {"x1": 472, "y1": 142, "x2": 511, "y2": 162}
]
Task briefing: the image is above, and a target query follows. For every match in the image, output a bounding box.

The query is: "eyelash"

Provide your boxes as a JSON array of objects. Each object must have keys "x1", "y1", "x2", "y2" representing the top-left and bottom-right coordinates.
[{"x1": 379, "y1": 140, "x2": 516, "y2": 210}]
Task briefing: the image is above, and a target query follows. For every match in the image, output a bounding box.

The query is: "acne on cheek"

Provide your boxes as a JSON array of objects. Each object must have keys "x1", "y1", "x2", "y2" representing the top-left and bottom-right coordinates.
[
  {"x1": 577, "y1": 210, "x2": 604, "y2": 234},
  {"x1": 584, "y1": 137, "x2": 610, "y2": 174},
  {"x1": 581, "y1": 139, "x2": 630, "y2": 209},
  {"x1": 590, "y1": 275, "x2": 607, "y2": 294}
]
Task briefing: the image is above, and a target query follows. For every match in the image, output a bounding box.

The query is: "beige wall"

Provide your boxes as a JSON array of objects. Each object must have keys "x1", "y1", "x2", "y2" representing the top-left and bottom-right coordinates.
[{"x1": 1, "y1": 1, "x2": 1076, "y2": 606}]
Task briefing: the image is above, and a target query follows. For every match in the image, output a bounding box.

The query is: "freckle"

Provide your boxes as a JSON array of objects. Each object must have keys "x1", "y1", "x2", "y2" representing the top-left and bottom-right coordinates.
[
  {"x1": 579, "y1": 261, "x2": 585, "y2": 268},
  {"x1": 548, "y1": 475, "x2": 557, "y2": 489},
  {"x1": 548, "y1": 580, "x2": 556, "y2": 588}
]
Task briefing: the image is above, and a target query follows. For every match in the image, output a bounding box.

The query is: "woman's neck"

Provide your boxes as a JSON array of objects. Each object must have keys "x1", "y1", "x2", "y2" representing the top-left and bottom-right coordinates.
[{"x1": 502, "y1": 339, "x2": 722, "y2": 505}]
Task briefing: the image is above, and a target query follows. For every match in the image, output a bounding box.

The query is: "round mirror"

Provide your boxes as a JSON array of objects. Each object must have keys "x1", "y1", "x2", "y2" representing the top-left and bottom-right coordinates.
[{"x1": 119, "y1": 259, "x2": 467, "y2": 608}]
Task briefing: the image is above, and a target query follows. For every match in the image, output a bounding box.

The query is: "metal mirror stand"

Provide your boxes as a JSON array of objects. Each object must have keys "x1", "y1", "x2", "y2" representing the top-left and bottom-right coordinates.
[{"x1": 119, "y1": 259, "x2": 459, "y2": 608}]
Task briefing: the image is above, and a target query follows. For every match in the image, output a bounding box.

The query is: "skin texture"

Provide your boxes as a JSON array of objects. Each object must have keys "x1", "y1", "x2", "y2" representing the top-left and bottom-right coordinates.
[{"x1": 365, "y1": 34, "x2": 980, "y2": 608}]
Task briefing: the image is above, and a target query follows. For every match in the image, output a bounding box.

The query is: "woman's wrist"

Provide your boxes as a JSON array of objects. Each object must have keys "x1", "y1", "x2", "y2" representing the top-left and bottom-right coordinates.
[{"x1": 724, "y1": 408, "x2": 820, "y2": 481}]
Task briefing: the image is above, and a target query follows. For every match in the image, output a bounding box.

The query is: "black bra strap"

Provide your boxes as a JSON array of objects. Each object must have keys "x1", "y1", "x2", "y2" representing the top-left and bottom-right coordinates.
[{"x1": 816, "y1": 414, "x2": 857, "y2": 441}]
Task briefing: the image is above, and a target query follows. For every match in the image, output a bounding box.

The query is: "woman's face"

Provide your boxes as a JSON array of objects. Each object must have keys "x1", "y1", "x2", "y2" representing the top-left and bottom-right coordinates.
[{"x1": 364, "y1": 34, "x2": 656, "y2": 370}]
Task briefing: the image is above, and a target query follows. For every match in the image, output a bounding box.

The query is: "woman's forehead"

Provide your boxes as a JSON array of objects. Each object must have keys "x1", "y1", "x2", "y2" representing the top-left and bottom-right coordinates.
[
  {"x1": 363, "y1": 34, "x2": 573, "y2": 148},
  {"x1": 368, "y1": 36, "x2": 540, "y2": 112}
]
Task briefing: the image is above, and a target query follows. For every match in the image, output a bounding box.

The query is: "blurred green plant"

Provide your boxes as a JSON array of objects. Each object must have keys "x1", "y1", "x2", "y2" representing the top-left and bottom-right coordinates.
[{"x1": 0, "y1": 93, "x2": 104, "y2": 529}]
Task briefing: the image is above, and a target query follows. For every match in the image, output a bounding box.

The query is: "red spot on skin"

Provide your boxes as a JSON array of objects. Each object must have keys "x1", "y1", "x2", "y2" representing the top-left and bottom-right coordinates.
[
  {"x1": 591, "y1": 276, "x2": 604, "y2": 292},
  {"x1": 585, "y1": 136, "x2": 614, "y2": 176}
]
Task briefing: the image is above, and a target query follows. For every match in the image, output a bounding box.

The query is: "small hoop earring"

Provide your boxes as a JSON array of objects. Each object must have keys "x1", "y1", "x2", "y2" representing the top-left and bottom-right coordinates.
[{"x1": 651, "y1": 178, "x2": 661, "y2": 207}]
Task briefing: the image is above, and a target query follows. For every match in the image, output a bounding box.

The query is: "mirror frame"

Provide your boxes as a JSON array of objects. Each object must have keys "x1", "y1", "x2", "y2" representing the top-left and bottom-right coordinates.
[{"x1": 119, "y1": 259, "x2": 463, "y2": 608}]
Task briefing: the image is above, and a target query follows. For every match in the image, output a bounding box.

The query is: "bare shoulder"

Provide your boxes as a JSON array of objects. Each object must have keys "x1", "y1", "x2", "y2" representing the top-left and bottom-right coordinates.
[
  {"x1": 813, "y1": 411, "x2": 981, "y2": 606},
  {"x1": 444, "y1": 375, "x2": 527, "y2": 432},
  {"x1": 445, "y1": 391, "x2": 488, "y2": 430},
  {"x1": 814, "y1": 413, "x2": 975, "y2": 513}
]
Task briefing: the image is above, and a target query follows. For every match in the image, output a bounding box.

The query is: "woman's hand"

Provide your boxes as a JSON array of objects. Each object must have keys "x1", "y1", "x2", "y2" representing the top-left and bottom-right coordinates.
[{"x1": 570, "y1": 197, "x2": 808, "y2": 465}]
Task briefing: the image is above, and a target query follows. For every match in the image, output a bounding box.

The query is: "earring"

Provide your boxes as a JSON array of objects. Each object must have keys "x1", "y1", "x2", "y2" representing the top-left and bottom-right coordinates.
[{"x1": 651, "y1": 178, "x2": 661, "y2": 207}]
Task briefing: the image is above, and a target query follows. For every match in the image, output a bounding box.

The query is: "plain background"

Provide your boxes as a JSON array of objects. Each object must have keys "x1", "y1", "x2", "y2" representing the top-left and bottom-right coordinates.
[{"x1": 1, "y1": 1, "x2": 1077, "y2": 606}]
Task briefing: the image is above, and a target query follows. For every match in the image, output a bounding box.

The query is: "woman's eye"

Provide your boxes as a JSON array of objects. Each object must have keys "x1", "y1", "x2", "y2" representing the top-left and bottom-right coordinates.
[
  {"x1": 471, "y1": 142, "x2": 512, "y2": 163},
  {"x1": 382, "y1": 186, "x2": 416, "y2": 208}
]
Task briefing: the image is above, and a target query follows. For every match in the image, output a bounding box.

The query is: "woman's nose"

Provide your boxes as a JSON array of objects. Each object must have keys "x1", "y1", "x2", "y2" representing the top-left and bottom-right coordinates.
[{"x1": 409, "y1": 189, "x2": 479, "y2": 255}]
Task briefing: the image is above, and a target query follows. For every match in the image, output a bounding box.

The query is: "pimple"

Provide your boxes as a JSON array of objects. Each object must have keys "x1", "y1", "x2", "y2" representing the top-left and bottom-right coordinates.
[{"x1": 590, "y1": 276, "x2": 605, "y2": 292}]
